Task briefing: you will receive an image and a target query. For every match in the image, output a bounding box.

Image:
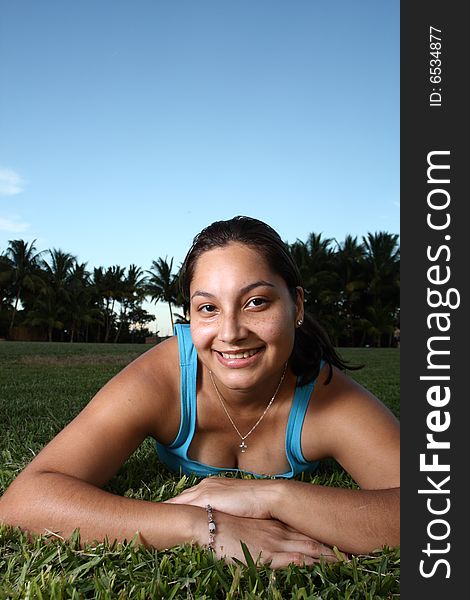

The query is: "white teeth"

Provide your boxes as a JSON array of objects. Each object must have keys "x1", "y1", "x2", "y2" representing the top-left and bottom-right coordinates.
[{"x1": 221, "y1": 349, "x2": 259, "y2": 359}]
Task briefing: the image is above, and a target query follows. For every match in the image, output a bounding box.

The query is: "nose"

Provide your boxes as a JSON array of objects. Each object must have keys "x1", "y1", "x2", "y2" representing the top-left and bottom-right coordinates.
[{"x1": 217, "y1": 311, "x2": 248, "y2": 344}]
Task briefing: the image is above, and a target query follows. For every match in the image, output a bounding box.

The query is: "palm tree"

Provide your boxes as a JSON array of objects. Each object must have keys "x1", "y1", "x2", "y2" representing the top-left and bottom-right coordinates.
[
  {"x1": 37, "y1": 249, "x2": 77, "y2": 341},
  {"x1": 127, "y1": 305, "x2": 156, "y2": 342},
  {"x1": 5, "y1": 239, "x2": 43, "y2": 335},
  {"x1": 125, "y1": 264, "x2": 147, "y2": 301},
  {"x1": 0, "y1": 253, "x2": 14, "y2": 310},
  {"x1": 113, "y1": 264, "x2": 147, "y2": 343},
  {"x1": 25, "y1": 287, "x2": 65, "y2": 342},
  {"x1": 66, "y1": 262, "x2": 103, "y2": 342},
  {"x1": 335, "y1": 235, "x2": 366, "y2": 289},
  {"x1": 146, "y1": 257, "x2": 179, "y2": 331},
  {"x1": 363, "y1": 304, "x2": 397, "y2": 348},
  {"x1": 43, "y1": 248, "x2": 76, "y2": 282},
  {"x1": 333, "y1": 235, "x2": 367, "y2": 345},
  {"x1": 102, "y1": 266, "x2": 126, "y2": 342},
  {"x1": 173, "y1": 263, "x2": 189, "y2": 323},
  {"x1": 289, "y1": 233, "x2": 338, "y2": 325},
  {"x1": 90, "y1": 267, "x2": 107, "y2": 341},
  {"x1": 362, "y1": 233, "x2": 399, "y2": 303},
  {"x1": 0, "y1": 253, "x2": 15, "y2": 337},
  {"x1": 362, "y1": 232, "x2": 400, "y2": 346}
]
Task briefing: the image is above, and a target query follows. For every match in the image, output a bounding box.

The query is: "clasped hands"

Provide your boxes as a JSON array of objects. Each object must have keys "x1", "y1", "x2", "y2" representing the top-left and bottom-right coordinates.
[{"x1": 165, "y1": 477, "x2": 338, "y2": 569}]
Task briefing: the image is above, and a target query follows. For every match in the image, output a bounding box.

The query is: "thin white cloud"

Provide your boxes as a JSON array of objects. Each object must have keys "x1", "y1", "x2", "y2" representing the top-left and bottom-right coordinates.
[
  {"x1": 0, "y1": 167, "x2": 26, "y2": 196},
  {"x1": 0, "y1": 216, "x2": 30, "y2": 233}
]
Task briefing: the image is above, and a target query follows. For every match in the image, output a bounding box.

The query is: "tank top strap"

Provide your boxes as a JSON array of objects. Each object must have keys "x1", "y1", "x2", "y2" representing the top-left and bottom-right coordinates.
[
  {"x1": 285, "y1": 361, "x2": 325, "y2": 469},
  {"x1": 170, "y1": 324, "x2": 198, "y2": 449}
]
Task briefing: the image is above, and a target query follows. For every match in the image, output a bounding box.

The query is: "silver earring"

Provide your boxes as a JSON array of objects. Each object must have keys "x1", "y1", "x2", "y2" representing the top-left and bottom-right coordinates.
[{"x1": 296, "y1": 319, "x2": 303, "y2": 327}]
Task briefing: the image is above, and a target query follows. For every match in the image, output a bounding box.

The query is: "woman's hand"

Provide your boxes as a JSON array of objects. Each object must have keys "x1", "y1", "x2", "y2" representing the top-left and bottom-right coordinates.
[
  {"x1": 198, "y1": 510, "x2": 337, "y2": 569},
  {"x1": 166, "y1": 477, "x2": 279, "y2": 519},
  {"x1": 171, "y1": 479, "x2": 338, "y2": 568}
]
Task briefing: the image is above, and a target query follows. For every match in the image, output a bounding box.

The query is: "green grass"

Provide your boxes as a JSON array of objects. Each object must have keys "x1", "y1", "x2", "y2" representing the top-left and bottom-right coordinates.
[{"x1": 0, "y1": 342, "x2": 400, "y2": 599}]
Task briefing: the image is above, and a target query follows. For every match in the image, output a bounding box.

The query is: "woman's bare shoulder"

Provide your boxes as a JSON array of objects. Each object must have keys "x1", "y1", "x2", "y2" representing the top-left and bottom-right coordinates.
[
  {"x1": 104, "y1": 335, "x2": 181, "y2": 438},
  {"x1": 122, "y1": 335, "x2": 180, "y2": 393},
  {"x1": 307, "y1": 365, "x2": 397, "y2": 421},
  {"x1": 302, "y1": 365, "x2": 400, "y2": 488}
]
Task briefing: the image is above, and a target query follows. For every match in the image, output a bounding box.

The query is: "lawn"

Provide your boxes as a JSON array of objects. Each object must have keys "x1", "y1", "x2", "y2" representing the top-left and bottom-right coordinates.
[{"x1": 0, "y1": 342, "x2": 400, "y2": 599}]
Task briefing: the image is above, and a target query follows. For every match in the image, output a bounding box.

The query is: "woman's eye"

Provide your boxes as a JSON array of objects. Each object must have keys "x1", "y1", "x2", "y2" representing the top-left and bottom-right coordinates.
[
  {"x1": 200, "y1": 304, "x2": 216, "y2": 313},
  {"x1": 247, "y1": 297, "x2": 267, "y2": 308}
]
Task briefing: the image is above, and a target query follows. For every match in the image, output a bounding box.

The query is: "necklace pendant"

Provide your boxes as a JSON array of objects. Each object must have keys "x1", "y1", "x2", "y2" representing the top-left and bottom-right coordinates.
[{"x1": 209, "y1": 363, "x2": 287, "y2": 458}]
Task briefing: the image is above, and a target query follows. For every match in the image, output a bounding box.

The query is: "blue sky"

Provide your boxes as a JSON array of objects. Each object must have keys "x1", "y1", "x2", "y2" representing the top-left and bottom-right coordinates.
[{"x1": 1, "y1": 0, "x2": 399, "y2": 336}]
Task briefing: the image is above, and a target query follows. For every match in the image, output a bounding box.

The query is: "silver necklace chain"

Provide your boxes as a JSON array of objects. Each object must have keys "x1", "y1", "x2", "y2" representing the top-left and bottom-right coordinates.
[{"x1": 208, "y1": 362, "x2": 288, "y2": 453}]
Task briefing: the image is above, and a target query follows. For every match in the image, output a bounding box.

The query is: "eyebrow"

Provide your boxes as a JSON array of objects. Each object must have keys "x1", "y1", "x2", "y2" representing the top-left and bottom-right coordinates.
[{"x1": 190, "y1": 280, "x2": 275, "y2": 301}]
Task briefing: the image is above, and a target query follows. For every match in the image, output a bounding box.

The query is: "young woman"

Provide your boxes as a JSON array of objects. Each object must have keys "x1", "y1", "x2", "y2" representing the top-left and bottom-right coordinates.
[{"x1": 0, "y1": 216, "x2": 399, "y2": 569}]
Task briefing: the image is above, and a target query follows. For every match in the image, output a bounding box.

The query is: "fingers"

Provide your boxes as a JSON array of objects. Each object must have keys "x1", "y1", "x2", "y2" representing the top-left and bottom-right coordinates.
[
  {"x1": 267, "y1": 550, "x2": 340, "y2": 569},
  {"x1": 267, "y1": 552, "x2": 318, "y2": 570},
  {"x1": 280, "y1": 539, "x2": 338, "y2": 562},
  {"x1": 223, "y1": 548, "x2": 336, "y2": 570},
  {"x1": 245, "y1": 540, "x2": 339, "y2": 570},
  {"x1": 261, "y1": 529, "x2": 337, "y2": 563},
  {"x1": 266, "y1": 520, "x2": 331, "y2": 547}
]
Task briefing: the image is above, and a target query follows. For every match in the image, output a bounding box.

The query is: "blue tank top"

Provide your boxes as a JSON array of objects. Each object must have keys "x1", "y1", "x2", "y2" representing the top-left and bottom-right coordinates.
[{"x1": 156, "y1": 324, "x2": 321, "y2": 479}]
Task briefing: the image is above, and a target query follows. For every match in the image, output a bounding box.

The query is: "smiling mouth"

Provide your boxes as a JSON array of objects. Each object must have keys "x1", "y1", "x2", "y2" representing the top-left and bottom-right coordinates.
[{"x1": 216, "y1": 348, "x2": 262, "y2": 360}]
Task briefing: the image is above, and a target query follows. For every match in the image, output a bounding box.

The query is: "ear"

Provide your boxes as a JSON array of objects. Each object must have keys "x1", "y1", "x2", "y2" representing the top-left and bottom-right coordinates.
[{"x1": 294, "y1": 286, "x2": 305, "y2": 323}]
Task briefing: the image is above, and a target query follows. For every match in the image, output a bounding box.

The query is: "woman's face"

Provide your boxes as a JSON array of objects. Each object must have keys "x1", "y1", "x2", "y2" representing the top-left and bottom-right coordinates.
[{"x1": 189, "y1": 242, "x2": 304, "y2": 392}]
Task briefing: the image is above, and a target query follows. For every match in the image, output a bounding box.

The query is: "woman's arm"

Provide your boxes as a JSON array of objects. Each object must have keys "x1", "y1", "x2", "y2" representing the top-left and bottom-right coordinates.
[
  {"x1": 0, "y1": 338, "x2": 192, "y2": 547},
  {"x1": 268, "y1": 480, "x2": 399, "y2": 554},
  {"x1": 0, "y1": 466, "x2": 204, "y2": 548}
]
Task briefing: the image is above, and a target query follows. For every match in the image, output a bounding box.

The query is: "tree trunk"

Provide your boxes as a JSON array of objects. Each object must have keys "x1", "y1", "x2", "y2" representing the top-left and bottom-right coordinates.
[
  {"x1": 360, "y1": 329, "x2": 366, "y2": 347},
  {"x1": 9, "y1": 288, "x2": 21, "y2": 334},
  {"x1": 114, "y1": 319, "x2": 123, "y2": 343},
  {"x1": 105, "y1": 298, "x2": 116, "y2": 342}
]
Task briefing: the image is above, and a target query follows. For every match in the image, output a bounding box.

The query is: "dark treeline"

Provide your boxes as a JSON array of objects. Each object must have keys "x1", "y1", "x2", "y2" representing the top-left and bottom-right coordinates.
[{"x1": 0, "y1": 232, "x2": 399, "y2": 346}]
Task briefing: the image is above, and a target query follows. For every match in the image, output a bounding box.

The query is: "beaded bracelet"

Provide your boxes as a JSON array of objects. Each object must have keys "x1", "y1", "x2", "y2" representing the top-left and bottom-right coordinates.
[{"x1": 205, "y1": 504, "x2": 216, "y2": 551}]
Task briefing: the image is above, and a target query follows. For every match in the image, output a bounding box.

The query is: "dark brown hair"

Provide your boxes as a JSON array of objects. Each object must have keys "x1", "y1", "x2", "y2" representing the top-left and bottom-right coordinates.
[{"x1": 180, "y1": 216, "x2": 356, "y2": 385}]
